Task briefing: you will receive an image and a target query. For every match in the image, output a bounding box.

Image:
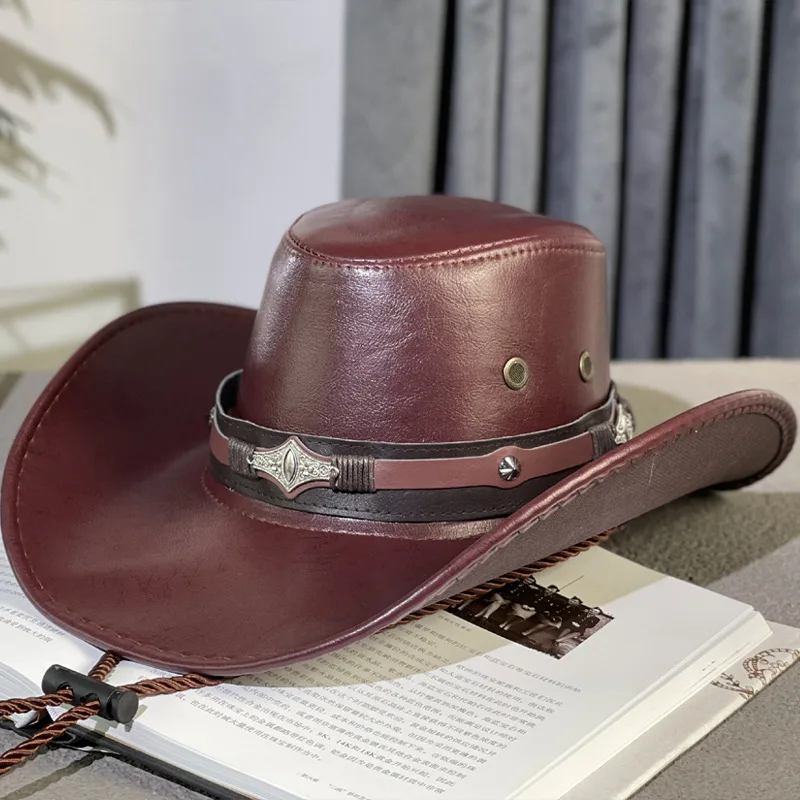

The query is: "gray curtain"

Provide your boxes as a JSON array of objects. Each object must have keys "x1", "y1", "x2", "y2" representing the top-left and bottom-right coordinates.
[{"x1": 343, "y1": 0, "x2": 798, "y2": 359}]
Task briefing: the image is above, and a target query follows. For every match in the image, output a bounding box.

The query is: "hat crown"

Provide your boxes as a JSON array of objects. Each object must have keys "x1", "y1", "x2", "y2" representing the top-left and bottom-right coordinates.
[{"x1": 237, "y1": 196, "x2": 610, "y2": 442}]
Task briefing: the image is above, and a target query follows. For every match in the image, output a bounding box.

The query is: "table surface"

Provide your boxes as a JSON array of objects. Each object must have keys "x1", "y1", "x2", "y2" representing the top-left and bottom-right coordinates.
[{"x1": 1, "y1": 361, "x2": 799, "y2": 800}]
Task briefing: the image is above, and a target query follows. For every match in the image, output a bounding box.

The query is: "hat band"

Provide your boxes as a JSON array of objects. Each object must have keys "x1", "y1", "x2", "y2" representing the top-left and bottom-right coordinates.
[{"x1": 207, "y1": 372, "x2": 632, "y2": 522}]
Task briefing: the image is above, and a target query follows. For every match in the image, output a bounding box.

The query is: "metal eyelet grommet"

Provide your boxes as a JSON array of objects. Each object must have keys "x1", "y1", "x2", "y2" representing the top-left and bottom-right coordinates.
[
  {"x1": 579, "y1": 351, "x2": 593, "y2": 382},
  {"x1": 503, "y1": 357, "x2": 530, "y2": 390}
]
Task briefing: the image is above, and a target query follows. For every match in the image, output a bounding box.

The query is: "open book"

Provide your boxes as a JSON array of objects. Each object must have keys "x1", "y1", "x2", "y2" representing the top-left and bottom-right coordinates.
[
  {"x1": 1, "y1": 376, "x2": 798, "y2": 799},
  {"x1": 0, "y1": 531, "x2": 790, "y2": 800}
]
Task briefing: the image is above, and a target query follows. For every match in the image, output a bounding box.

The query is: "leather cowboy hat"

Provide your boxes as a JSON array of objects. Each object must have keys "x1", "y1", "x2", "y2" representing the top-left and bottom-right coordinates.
[{"x1": 1, "y1": 196, "x2": 795, "y2": 676}]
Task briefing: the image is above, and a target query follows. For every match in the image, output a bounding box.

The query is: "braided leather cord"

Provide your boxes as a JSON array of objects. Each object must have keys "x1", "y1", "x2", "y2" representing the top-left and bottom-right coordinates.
[
  {"x1": 0, "y1": 655, "x2": 222, "y2": 776},
  {"x1": 396, "y1": 529, "x2": 613, "y2": 623},
  {"x1": 0, "y1": 528, "x2": 616, "y2": 777}
]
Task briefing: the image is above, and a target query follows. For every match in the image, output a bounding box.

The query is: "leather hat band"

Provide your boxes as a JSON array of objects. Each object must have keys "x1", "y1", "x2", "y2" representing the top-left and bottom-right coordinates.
[{"x1": 208, "y1": 372, "x2": 632, "y2": 522}]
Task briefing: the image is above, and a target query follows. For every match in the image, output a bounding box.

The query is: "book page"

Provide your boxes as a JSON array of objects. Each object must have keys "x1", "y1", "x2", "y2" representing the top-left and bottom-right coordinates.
[
  {"x1": 86, "y1": 547, "x2": 764, "y2": 800},
  {"x1": 561, "y1": 621, "x2": 800, "y2": 800},
  {"x1": 0, "y1": 539, "x2": 101, "y2": 687}
]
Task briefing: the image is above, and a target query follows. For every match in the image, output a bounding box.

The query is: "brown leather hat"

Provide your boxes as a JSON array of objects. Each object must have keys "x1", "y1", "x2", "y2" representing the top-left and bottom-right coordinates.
[{"x1": 2, "y1": 196, "x2": 795, "y2": 675}]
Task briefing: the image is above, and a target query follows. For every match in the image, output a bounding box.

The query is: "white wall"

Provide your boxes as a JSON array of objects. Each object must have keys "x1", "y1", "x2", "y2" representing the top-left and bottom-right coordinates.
[{"x1": 0, "y1": 0, "x2": 344, "y2": 308}]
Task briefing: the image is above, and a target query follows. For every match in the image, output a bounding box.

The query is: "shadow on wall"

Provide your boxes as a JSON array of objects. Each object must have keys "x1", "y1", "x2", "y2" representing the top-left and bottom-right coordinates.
[
  {"x1": 0, "y1": 279, "x2": 140, "y2": 371},
  {"x1": 0, "y1": 0, "x2": 127, "y2": 371},
  {"x1": 0, "y1": 0, "x2": 116, "y2": 250}
]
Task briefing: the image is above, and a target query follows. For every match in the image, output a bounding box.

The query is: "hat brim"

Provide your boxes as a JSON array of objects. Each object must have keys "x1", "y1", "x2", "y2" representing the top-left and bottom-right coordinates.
[{"x1": 2, "y1": 304, "x2": 795, "y2": 675}]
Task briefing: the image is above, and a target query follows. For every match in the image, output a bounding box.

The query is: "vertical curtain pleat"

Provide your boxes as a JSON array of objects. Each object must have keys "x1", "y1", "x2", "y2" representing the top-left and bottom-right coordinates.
[
  {"x1": 342, "y1": 0, "x2": 795, "y2": 358},
  {"x1": 667, "y1": 0, "x2": 707, "y2": 357},
  {"x1": 545, "y1": 0, "x2": 628, "y2": 310},
  {"x1": 668, "y1": 0, "x2": 764, "y2": 357},
  {"x1": 342, "y1": 0, "x2": 446, "y2": 197},
  {"x1": 496, "y1": 0, "x2": 549, "y2": 211},
  {"x1": 445, "y1": 0, "x2": 504, "y2": 200},
  {"x1": 751, "y1": 0, "x2": 800, "y2": 356},
  {"x1": 542, "y1": 0, "x2": 581, "y2": 223},
  {"x1": 617, "y1": 0, "x2": 685, "y2": 359}
]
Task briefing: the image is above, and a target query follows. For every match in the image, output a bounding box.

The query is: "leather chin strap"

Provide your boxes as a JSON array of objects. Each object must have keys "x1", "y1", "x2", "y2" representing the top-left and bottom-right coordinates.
[{"x1": 208, "y1": 371, "x2": 632, "y2": 522}]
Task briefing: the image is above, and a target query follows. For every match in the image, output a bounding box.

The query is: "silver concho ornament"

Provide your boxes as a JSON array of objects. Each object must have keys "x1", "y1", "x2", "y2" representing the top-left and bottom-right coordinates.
[
  {"x1": 248, "y1": 436, "x2": 336, "y2": 496},
  {"x1": 613, "y1": 401, "x2": 635, "y2": 445}
]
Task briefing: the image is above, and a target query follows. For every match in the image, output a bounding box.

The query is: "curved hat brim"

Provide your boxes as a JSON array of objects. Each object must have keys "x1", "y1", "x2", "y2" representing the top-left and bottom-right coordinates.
[{"x1": 1, "y1": 304, "x2": 795, "y2": 675}]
